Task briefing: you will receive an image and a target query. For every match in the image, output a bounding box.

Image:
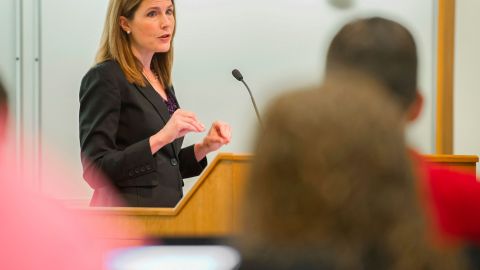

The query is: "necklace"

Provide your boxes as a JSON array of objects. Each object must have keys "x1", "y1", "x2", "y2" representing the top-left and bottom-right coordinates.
[
  {"x1": 142, "y1": 70, "x2": 160, "y2": 84},
  {"x1": 142, "y1": 70, "x2": 167, "y2": 100}
]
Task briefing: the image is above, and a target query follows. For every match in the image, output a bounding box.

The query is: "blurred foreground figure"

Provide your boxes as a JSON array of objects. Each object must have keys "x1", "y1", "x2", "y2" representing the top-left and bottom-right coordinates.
[
  {"x1": 324, "y1": 16, "x2": 480, "y2": 245},
  {"x1": 0, "y1": 177, "x2": 105, "y2": 269},
  {"x1": 0, "y1": 79, "x2": 144, "y2": 270},
  {"x1": 238, "y1": 83, "x2": 467, "y2": 269}
]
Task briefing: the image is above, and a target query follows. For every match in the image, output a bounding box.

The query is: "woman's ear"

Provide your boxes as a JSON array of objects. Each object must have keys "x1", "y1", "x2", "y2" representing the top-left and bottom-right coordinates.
[
  {"x1": 406, "y1": 91, "x2": 423, "y2": 122},
  {"x1": 119, "y1": 16, "x2": 131, "y2": 34}
]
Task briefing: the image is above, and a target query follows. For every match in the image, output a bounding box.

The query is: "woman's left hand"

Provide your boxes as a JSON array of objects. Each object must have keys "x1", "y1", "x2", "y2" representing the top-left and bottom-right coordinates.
[{"x1": 194, "y1": 121, "x2": 232, "y2": 161}]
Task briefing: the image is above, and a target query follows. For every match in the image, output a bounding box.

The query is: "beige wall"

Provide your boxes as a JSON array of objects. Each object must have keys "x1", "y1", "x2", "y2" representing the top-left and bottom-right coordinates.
[{"x1": 454, "y1": 1, "x2": 480, "y2": 163}]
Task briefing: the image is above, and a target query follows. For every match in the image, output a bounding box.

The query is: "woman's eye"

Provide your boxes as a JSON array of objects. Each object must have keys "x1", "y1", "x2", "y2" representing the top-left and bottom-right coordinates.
[
  {"x1": 166, "y1": 9, "x2": 174, "y2": 15},
  {"x1": 147, "y1": 11, "x2": 157, "y2": 17}
]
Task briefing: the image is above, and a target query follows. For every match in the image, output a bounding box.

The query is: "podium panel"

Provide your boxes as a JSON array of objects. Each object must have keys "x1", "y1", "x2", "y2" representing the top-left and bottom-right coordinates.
[{"x1": 75, "y1": 154, "x2": 250, "y2": 239}]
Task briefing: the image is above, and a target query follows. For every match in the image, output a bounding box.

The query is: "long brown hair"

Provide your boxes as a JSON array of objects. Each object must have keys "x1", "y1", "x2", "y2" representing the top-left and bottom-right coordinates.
[
  {"x1": 95, "y1": 0, "x2": 176, "y2": 87},
  {"x1": 239, "y1": 79, "x2": 466, "y2": 269}
]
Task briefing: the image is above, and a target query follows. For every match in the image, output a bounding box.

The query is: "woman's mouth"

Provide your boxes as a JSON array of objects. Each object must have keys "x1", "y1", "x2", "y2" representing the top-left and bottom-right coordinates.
[{"x1": 158, "y1": 34, "x2": 171, "y2": 41}]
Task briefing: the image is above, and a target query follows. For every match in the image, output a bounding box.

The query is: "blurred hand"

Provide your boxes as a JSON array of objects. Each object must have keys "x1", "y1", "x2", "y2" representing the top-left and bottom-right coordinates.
[{"x1": 195, "y1": 121, "x2": 232, "y2": 160}]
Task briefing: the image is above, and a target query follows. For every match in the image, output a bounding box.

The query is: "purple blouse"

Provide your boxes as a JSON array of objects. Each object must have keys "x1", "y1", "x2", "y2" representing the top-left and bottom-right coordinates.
[{"x1": 164, "y1": 90, "x2": 179, "y2": 115}]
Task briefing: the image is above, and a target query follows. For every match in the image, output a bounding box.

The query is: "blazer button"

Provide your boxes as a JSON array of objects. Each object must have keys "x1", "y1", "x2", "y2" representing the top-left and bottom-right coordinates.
[
  {"x1": 170, "y1": 158, "x2": 178, "y2": 166},
  {"x1": 146, "y1": 165, "x2": 152, "y2": 171}
]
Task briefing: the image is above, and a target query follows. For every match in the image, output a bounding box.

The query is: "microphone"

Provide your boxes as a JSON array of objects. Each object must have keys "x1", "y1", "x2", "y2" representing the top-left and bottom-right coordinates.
[{"x1": 231, "y1": 69, "x2": 263, "y2": 127}]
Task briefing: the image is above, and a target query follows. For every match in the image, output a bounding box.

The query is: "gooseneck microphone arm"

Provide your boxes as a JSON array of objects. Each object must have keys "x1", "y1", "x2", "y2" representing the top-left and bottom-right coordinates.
[{"x1": 231, "y1": 69, "x2": 263, "y2": 127}]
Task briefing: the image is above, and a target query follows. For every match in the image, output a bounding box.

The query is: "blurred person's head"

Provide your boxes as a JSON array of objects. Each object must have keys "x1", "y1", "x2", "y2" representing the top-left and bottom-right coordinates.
[
  {"x1": 325, "y1": 17, "x2": 422, "y2": 123},
  {"x1": 239, "y1": 80, "x2": 465, "y2": 269}
]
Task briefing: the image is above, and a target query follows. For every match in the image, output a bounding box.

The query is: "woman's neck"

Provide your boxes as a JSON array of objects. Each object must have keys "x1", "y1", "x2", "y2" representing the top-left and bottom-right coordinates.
[{"x1": 130, "y1": 44, "x2": 154, "y2": 70}]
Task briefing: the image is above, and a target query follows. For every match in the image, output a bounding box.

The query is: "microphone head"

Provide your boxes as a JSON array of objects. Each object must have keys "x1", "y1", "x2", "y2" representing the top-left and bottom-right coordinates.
[{"x1": 232, "y1": 69, "x2": 243, "y2": 81}]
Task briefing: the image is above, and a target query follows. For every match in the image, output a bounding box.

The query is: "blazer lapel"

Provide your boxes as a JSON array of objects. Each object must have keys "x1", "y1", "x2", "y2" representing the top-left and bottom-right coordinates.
[
  {"x1": 135, "y1": 83, "x2": 180, "y2": 156},
  {"x1": 135, "y1": 83, "x2": 171, "y2": 125}
]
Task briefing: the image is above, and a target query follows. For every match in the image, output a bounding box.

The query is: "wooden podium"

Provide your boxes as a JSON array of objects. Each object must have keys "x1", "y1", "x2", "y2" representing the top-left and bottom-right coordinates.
[
  {"x1": 76, "y1": 153, "x2": 251, "y2": 241},
  {"x1": 76, "y1": 153, "x2": 478, "y2": 241}
]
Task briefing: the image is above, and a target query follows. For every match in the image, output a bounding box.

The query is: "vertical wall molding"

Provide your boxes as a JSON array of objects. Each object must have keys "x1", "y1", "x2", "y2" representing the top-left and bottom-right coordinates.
[
  {"x1": 15, "y1": 0, "x2": 24, "y2": 178},
  {"x1": 13, "y1": 0, "x2": 43, "y2": 190},
  {"x1": 436, "y1": 0, "x2": 455, "y2": 154},
  {"x1": 33, "y1": 0, "x2": 42, "y2": 191}
]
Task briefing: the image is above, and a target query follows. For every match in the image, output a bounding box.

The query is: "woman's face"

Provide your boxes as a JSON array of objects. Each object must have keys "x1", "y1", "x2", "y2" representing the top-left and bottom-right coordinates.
[{"x1": 121, "y1": 0, "x2": 175, "y2": 55}]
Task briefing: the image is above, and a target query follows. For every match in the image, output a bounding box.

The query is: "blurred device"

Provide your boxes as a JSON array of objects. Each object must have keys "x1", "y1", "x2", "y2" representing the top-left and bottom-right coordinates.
[{"x1": 106, "y1": 238, "x2": 240, "y2": 270}]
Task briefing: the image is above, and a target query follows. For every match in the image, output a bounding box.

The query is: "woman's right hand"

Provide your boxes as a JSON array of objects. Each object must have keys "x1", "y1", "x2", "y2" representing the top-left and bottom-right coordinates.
[{"x1": 149, "y1": 109, "x2": 205, "y2": 154}]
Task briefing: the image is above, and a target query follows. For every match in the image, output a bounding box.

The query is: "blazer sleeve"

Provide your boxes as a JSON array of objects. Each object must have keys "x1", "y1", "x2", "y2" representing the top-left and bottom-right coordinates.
[
  {"x1": 178, "y1": 145, "x2": 208, "y2": 179},
  {"x1": 79, "y1": 66, "x2": 156, "y2": 189}
]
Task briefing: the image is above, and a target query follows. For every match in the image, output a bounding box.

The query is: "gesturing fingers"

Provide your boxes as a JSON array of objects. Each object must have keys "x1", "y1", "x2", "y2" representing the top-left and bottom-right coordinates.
[
  {"x1": 212, "y1": 121, "x2": 231, "y2": 143},
  {"x1": 178, "y1": 115, "x2": 204, "y2": 132},
  {"x1": 178, "y1": 110, "x2": 204, "y2": 129},
  {"x1": 172, "y1": 110, "x2": 205, "y2": 133}
]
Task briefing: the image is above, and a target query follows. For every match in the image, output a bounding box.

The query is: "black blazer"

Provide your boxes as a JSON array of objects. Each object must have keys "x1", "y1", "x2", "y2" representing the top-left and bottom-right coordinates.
[{"x1": 79, "y1": 60, "x2": 207, "y2": 207}]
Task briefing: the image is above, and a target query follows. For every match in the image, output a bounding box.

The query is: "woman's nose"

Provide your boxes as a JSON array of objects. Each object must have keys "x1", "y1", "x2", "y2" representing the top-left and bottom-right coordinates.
[{"x1": 159, "y1": 14, "x2": 172, "y2": 28}]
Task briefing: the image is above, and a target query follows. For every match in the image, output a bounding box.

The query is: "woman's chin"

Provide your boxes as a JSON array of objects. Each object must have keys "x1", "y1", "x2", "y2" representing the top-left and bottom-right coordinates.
[
  {"x1": 154, "y1": 48, "x2": 171, "y2": 53},
  {"x1": 153, "y1": 43, "x2": 171, "y2": 53}
]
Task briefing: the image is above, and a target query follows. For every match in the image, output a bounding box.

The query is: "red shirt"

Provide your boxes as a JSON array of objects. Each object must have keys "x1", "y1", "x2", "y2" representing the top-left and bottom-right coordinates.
[{"x1": 413, "y1": 152, "x2": 480, "y2": 244}]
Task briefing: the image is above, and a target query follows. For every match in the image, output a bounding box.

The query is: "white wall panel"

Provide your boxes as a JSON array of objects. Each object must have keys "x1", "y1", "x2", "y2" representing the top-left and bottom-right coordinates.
[{"x1": 454, "y1": 1, "x2": 480, "y2": 168}]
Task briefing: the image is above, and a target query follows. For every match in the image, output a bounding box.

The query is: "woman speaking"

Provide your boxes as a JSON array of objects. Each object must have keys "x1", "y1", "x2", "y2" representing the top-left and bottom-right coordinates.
[{"x1": 79, "y1": 0, "x2": 231, "y2": 207}]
